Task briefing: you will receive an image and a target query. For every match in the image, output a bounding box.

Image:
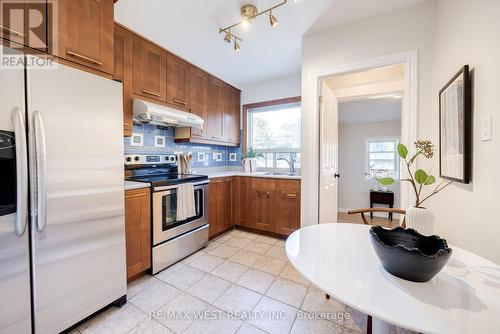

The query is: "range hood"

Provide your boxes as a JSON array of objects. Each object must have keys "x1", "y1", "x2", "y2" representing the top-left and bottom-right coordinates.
[{"x1": 133, "y1": 99, "x2": 204, "y2": 129}]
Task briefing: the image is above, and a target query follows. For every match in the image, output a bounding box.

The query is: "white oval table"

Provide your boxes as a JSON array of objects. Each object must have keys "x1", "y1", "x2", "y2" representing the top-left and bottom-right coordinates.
[{"x1": 285, "y1": 223, "x2": 500, "y2": 334}]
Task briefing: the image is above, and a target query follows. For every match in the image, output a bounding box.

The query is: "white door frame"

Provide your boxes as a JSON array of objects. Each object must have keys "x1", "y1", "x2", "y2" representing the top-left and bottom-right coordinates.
[{"x1": 313, "y1": 50, "x2": 418, "y2": 223}]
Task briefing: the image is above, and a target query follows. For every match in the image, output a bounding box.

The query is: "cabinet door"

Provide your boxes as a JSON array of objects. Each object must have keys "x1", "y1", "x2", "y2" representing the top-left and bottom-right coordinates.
[
  {"x1": 125, "y1": 189, "x2": 151, "y2": 280},
  {"x1": 113, "y1": 24, "x2": 133, "y2": 136},
  {"x1": 208, "y1": 179, "x2": 222, "y2": 238},
  {"x1": 230, "y1": 87, "x2": 241, "y2": 143},
  {"x1": 206, "y1": 76, "x2": 224, "y2": 141},
  {"x1": 133, "y1": 35, "x2": 167, "y2": 102},
  {"x1": 0, "y1": 0, "x2": 48, "y2": 52},
  {"x1": 237, "y1": 177, "x2": 252, "y2": 227},
  {"x1": 190, "y1": 68, "x2": 208, "y2": 139},
  {"x1": 58, "y1": 0, "x2": 114, "y2": 74},
  {"x1": 222, "y1": 178, "x2": 233, "y2": 230},
  {"x1": 223, "y1": 86, "x2": 240, "y2": 143},
  {"x1": 275, "y1": 180, "x2": 301, "y2": 236},
  {"x1": 251, "y1": 179, "x2": 276, "y2": 232},
  {"x1": 167, "y1": 53, "x2": 191, "y2": 110}
]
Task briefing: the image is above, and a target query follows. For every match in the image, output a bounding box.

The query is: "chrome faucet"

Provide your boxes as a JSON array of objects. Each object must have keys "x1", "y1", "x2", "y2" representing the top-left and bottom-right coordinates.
[{"x1": 277, "y1": 153, "x2": 297, "y2": 174}]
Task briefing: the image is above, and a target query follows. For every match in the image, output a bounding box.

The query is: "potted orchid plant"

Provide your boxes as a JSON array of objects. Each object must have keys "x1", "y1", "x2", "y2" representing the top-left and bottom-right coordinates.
[{"x1": 378, "y1": 140, "x2": 453, "y2": 235}]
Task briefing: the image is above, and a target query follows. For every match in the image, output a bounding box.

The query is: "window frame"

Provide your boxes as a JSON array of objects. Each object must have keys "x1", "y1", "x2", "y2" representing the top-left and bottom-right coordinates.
[
  {"x1": 242, "y1": 96, "x2": 301, "y2": 170},
  {"x1": 365, "y1": 137, "x2": 401, "y2": 180}
]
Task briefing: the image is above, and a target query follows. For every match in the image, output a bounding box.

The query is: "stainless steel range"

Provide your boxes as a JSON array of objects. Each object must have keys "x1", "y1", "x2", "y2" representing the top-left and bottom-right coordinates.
[{"x1": 125, "y1": 154, "x2": 209, "y2": 274}]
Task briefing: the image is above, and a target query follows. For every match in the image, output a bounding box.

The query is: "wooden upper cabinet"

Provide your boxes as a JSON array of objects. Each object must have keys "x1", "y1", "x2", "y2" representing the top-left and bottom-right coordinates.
[
  {"x1": 275, "y1": 180, "x2": 301, "y2": 236},
  {"x1": 228, "y1": 87, "x2": 241, "y2": 143},
  {"x1": 113, "y1": 24, "x2": 133, "y2": 136},
  {"x1": 190, "y1": 68, "x2": 208, "y2": 139},
  {"x1": 58, "y1": 0, "x2": 114, "y2": 74},
  {"x1": 125, "y1": 188, "x2": 151, "y2": 280},
  {"x1": 133, "y1": 35, "x2": 167, "y2": 102},
  {"x1": 206, "y1": 76, "x2": 224, "y2": 141},
  {"x1": 251, "y1": 179, "x2": 276, "y2": 232},
  {"x1": 166, "y1": 53, "x2": 191, "y2": 110}
]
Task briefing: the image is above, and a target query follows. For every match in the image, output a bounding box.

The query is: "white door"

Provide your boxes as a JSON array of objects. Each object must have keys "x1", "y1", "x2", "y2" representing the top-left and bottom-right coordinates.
[{"x1": 319, "y1": 81, "x2": 339, "y2": 224}]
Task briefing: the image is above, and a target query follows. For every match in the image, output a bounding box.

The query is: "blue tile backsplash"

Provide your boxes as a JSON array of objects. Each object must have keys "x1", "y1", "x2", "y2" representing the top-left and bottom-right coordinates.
[{"x1": 124, "y1": 124, "x2": 243, "y2": 168}]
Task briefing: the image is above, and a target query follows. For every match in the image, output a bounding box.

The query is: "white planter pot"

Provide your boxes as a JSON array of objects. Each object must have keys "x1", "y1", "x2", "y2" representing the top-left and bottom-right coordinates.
[{"x1": 406, "y1": 207, "x2": 435, "y2": 236}]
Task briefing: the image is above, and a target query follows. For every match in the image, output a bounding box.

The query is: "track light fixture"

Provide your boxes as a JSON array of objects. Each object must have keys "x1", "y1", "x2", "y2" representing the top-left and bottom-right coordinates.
[
  {"x1": 219, "y1": 0, "x2": 287, "y2": 51},
  {"x1": 269, "y1": 10, "x2": 278, "y2": 27}
]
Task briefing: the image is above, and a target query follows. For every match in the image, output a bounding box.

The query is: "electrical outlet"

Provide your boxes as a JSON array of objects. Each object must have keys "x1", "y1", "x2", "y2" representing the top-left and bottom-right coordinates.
[
  {"x1": 212, "y1": 152, "x2": 222, "y2": 161},
  {"x1": 197, "y1": 152, "x2": 206, "y2": 162},
  {"x1": 481, "y1": 114, "x2": 493, "y2": 141},
  {"x1": 154, "y1": 135, "x2": 165, "y2": 148},
  {"x1": 229, "y1": 153, "x2": 237, "y2": 161},
  {"x1": 130, "y1": 133, "x2": 143, "y2": 147}
]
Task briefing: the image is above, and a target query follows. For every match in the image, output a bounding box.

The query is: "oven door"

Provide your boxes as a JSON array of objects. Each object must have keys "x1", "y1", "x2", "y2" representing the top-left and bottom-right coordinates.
[{"x1": 153, "y1": 181, "x2": 209, "y2": 245}]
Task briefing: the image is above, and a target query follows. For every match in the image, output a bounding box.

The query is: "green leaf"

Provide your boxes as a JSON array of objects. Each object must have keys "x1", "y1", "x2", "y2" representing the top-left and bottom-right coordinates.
[
  {"x1": 378, "y1": 177, "x2": 395, "y2": 186},
  {"x1": 424, "y1": 175, "x2": 436, "y2": 185},
  {"x1": 414, "y1": 169, "x2": 428, "y2": 185},
  {"x1": 397, "y1": 144, "x2": 408, "y2": 159}
]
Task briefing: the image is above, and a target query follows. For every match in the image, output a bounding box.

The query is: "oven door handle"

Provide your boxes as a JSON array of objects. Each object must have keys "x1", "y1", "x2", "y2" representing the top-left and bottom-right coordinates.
[{"x1": 12, "y1": 107, "x2": 28, "y2": 237}]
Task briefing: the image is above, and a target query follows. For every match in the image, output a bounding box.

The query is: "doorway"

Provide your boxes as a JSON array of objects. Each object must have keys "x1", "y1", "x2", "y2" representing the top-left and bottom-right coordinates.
[{"x1": 318, "y1": 60, "x2": 415, "y2": 225}]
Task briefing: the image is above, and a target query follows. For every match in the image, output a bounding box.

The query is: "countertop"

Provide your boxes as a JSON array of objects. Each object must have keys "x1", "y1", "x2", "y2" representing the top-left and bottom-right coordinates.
[
  {"x1": 124, "y1": 181, "x2": 150, "y2": 191},
  {"x1": 192, "y1": 170, "x2": 301, "y2": 180}
]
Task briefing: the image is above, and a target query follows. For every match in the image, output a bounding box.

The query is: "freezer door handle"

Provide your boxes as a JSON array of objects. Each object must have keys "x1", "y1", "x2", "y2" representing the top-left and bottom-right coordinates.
[
  {"x1": 33, "y1": 110, "x2": 48, "y2": 233},
  {"x1": 12, "y1": 107, "x2": 28, "y2": 237}
]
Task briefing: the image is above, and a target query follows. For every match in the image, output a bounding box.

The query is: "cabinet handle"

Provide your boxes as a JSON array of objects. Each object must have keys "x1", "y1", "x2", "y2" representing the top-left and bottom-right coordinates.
[
  {"x1": 125, "y1": 193, "x2": 147, "y2": 199},
  {"x1": 283, "y1": 193, "x2": 297, "y2": 199},
  {"x1": 141, "y1": 89, "x2": 161, "y2": 97},
  {"x1": 173, "y1": 98, "x2": 187, "y2": 106},
  {"x1": 66, "y1": 50, "x2": 103, "y2": 66},
  {"x1": 0, "y1": 25, "x2": 24, "y2": 38},
  {"x1": 211, "y1": 136, "x2": 223, "y2": 140}
]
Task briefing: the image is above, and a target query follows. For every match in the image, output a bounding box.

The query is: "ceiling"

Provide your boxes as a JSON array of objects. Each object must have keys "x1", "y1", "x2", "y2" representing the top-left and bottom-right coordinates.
[
  {"x1": 115, "y1": 0, "x2": 423, "y2": 87},
  {"x1": 308, "y1": 0, "x2": 424, "y2": 33},
  {"x1": 339, "y1": 97, "x2": 402, "y2": 124}
]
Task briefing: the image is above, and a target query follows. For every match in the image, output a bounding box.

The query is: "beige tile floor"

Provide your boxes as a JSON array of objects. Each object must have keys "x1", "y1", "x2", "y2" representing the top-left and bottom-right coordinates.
[{"x1": 73, "y1": 229, "x2": 416, "y2": 334}]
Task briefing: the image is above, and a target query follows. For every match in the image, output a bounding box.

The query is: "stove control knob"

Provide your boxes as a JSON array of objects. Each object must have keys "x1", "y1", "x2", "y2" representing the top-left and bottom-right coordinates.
[
  {"x1": 134, "y1": 156, "x2": 140, "y2": 161},
  {"x1": 165, "y1": 156, "x2": 169, "y2": 161},
  {"x1": 170, "y1": 156, "x2": 175, "y2": 162},
  {"x1": 125, "y1": 157, "x2": 132, "y2": 163}
]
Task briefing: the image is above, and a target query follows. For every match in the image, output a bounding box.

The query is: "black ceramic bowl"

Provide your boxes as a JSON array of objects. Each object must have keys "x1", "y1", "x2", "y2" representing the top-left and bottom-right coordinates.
[{"x1": 369, "y1": 226, "x2": 452, "y2": 282}]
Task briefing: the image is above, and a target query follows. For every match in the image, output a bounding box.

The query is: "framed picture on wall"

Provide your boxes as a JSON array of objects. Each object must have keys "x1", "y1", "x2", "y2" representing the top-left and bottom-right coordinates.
[{"x1": 439, "y1": 65, "x2": 471, "y2": 184}]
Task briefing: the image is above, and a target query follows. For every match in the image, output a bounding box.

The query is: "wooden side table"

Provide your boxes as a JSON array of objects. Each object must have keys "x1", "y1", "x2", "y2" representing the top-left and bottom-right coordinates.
[{"x1": 370, "y1": 190, "x2": 394, "y2": 220}]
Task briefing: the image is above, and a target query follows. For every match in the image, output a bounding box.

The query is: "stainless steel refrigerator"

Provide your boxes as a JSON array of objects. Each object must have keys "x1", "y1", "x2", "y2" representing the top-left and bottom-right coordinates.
[{"x1": 0, "y1": 46, "x2": 127, "y2": 334}]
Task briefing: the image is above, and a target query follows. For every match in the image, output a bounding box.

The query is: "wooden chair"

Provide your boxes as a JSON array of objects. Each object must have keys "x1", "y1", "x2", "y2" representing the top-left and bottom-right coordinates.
[{"x1": 347, "y1": 208, "x2": 407, "y2": 228}]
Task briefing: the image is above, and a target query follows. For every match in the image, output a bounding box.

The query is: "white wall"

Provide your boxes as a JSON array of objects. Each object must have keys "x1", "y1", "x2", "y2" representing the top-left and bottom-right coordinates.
[
  {"x1": 240, "y1": 74, "x2": 302, "y2": 105},
  {"x1": 338, "y1": 121, "x2": 401, "y2": 212},
  {"x1": 302, "y1": 0, "x2": 500, "y2": 264},
  {"x1": 301, "y1": 1, "x2": 434, "y2": 227},
  {"x1": 426, "y1": 0, "x2": 500, "y2": 264}
]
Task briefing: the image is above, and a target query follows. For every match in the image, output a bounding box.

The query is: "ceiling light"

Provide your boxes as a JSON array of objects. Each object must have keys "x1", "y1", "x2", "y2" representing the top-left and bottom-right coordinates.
[
  {"x1": 224, "y1": 30, "x2": 231, "y2": 43},
  {"x1": 269, "y1": 11, "x2": 278, "y2": 27},
  {"x1": 219, "y1": 1, "x2": 288, "y2": 51}
]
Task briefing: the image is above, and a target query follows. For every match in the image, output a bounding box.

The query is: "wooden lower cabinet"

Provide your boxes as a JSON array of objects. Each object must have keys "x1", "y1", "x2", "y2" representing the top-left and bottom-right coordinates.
[
  {"x1": 227, "y1": 177, "x2": 301, "y2": 237},
  {"x1": 124, "y1": 188, "x2": 151, "y2": 280},
  {"x1": 208, "y1": 177, "x2": 233, "y2": 238},
  {"x1": 275, "y1": 180, "x2": 301, "y2": 236},
  {"x1": 250, "y1": 179, "x2": 276, "y2": 232}
]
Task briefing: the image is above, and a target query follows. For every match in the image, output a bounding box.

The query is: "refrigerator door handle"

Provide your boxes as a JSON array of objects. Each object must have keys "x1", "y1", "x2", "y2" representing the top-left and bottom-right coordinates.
[
  {"x1": 12, "y1": 107, "x2": 28, "y2": 237},
  {"x1": 33, "y1": 110, "x2": 48, "y2": 233}
]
